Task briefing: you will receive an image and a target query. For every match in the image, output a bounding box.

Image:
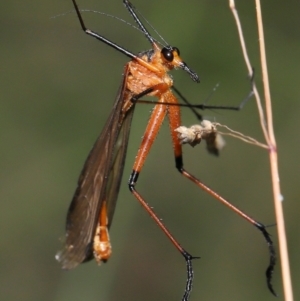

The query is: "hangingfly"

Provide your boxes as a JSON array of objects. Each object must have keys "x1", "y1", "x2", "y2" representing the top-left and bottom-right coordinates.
[{"x1": 56, "y1": 1, "x2": 276, "y2": 300}]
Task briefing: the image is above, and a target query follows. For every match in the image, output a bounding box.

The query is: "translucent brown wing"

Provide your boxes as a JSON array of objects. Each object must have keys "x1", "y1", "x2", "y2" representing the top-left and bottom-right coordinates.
[{"x1": 56, "y1": 67, "x2": 134, "y2": 269}]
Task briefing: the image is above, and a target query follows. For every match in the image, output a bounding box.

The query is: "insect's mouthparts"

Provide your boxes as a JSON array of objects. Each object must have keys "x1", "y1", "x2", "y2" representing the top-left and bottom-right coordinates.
[{"x1": 180, "y1": 62, "x2": 200, "y2": 83}]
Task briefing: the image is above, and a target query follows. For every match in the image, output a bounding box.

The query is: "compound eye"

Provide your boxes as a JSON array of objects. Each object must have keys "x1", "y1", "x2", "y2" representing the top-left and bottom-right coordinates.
[
  {"x1": 173, "y1": 47, "x2": 180, "y2": 56},
  {"x1": 161, "y1": 47, "x2": 174, "y2": 62}
]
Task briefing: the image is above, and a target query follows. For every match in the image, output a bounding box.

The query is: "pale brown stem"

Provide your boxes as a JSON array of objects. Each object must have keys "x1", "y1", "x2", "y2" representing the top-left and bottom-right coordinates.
[
  {"x1": 255, "y1": 1, "x2": 294, "y2": 300},
  {"x1": 229, "y1": 1, "x2": 294, "y2": 300}
]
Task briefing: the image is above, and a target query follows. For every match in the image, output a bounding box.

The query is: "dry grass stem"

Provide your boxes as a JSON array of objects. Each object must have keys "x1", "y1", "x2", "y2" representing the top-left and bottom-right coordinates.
[{"x1": 229, "y1": 1, "x2": 294, "y2": 300}]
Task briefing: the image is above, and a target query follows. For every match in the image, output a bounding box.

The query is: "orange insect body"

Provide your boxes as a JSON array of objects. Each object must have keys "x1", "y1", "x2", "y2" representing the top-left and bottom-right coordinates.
[
  {"x1": 57, "y1": 0, "x2": 276, "y2": 299},
  {"x1": 127, "y1": 47, "x2": 174, "y2": 95},
  {"x1": 93, "y1": 45, "x2": 184, "y2": 260}
]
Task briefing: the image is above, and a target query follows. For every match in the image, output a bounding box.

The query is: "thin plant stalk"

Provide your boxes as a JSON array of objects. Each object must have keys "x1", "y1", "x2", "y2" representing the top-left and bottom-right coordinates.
[{"x1": 229, "y1": 1, "x2": 294, "y2": 300}]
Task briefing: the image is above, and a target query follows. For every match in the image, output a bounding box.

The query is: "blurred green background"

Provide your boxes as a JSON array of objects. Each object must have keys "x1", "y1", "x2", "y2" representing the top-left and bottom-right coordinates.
[{"x1": 1, "y1": 1, "x2": 299, "y2": 301}]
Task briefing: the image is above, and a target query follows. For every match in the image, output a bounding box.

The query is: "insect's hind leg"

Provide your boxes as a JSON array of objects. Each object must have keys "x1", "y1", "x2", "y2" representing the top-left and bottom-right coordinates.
[{"x1": 168, "y1": 101, "x2": 276, "y2": 296}]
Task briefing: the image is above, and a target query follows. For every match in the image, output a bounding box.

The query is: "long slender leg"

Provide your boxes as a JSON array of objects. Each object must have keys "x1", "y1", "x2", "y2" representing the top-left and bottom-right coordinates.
[
  {"x1": 168, "y1": 98, "x2": 276, "y2": 296},
  {"x1": 128, "y1": 101, "x2": 197, "y2": 301}
]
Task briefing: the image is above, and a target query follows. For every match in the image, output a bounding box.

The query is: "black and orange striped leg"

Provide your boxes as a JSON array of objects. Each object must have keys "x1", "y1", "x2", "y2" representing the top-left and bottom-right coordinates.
[
  {"x1": 168, "y1": 101, "x2": 277, "y2": 296},
  {"x1": 128, "y1": 100, "x2": 198, "y2": 301}
]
